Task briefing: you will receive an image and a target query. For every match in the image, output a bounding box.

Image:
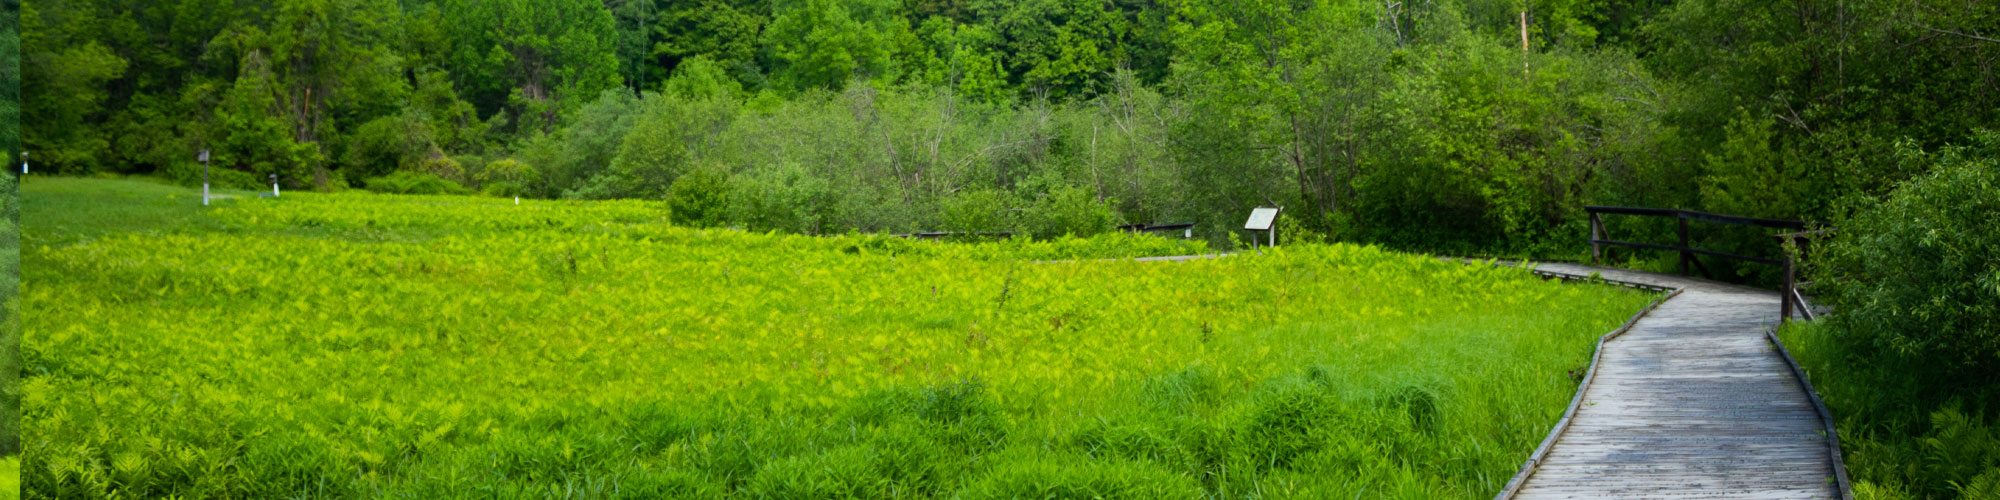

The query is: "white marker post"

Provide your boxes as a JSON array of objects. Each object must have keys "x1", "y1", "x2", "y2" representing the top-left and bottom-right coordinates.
[
  {"x1": 19, "y1": 151, "x2": 25, "y2": 175},
  {"x1": 199, "y1": 149, "x2": 210, "y2": 206},
  {"x1": 270, "y1": 174, "x2": 280, "y2": 197}
]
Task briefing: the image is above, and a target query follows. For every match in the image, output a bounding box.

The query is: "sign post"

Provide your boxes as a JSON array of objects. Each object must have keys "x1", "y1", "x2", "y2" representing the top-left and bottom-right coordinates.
[
  {"x1": 199, "y1": 149, "x2": 210, "y2": 206},
  {"x1": 1244, "y1": 206, "x2": 1282, "y2": 252},
  {"x1": 270, "y1": 174, "x2": 280, "y2": 197},
  {"x1": 19, "y1": 151, "x2": 25, "y2": 175}
]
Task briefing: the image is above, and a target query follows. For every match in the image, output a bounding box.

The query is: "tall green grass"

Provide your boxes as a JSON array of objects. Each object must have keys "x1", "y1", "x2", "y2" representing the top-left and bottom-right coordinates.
[
  {"x1": 23, "y1": 177, "x2": 1653, "y2": 498},
  {"x1": 1780, "y1": 322, "x2": 2000, "y2": 500}
]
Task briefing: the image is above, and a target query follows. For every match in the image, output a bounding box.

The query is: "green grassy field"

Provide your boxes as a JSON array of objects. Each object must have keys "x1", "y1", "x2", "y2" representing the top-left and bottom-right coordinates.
[{"x1": 22, "y1": 177, "x2": 1654, "y2": 499}]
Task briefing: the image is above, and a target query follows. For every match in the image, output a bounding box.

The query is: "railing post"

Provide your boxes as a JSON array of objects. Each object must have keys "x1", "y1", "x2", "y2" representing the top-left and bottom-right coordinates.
[
  {"x1": 1781, "y1": 237, "x2": 1797, "y2": 322},
  {"x1": 1589, "y1": 212, "x2": 1603, "y2": 265},
  {"x1": 1678, "y1": 217, "x2": 1691, "y2": 277}
]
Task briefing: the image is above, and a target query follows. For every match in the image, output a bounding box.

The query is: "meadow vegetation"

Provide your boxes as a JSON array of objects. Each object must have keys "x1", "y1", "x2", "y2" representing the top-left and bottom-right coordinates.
[{"x1": 21, "y1": 178, "x2": 1654, "y2": 498}]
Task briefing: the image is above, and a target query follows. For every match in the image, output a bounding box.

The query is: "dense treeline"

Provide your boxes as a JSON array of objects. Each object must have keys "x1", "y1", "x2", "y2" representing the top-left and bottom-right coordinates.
[
  {"x1": 22, "y1": 0, "x2": 1999, "y2": 262},
  {"x1": 13, "y1": 0, "x2": 2000, "y2": 297}
]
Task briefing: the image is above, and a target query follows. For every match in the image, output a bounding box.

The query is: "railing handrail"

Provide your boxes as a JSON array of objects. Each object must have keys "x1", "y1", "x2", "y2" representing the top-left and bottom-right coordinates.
[
  {"x1": 1585, "y1": 205, "x2": 1828, "y2": 322},
  {"x1": 1585, "y1": 205, "x2": 1810, "y2": 230},
  {"x1": 893, "y1": 231, "x2": 1014, "y2": 240}
]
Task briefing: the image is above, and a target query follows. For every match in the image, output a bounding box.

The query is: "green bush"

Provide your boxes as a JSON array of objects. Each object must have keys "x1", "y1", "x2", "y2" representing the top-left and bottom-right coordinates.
[
  {"x1": 732, "y1": 162, "x2": 838, "y2": 235},
  {"x1": 601, "y1": 94, "x2": 739, "y2": 200},
  {"x1": 342, "y1": 112, "x2": 435, "y2": 180},
  {"x1": 1023, "y1": 186, "x2": 1118, "y2": 239},
  {"x1": 941, "y1": 190, "x2": 1014, "y2": 234},
  {"x1": 159, "y1": 161, "x2": 262, "y2": 191},
  {"x1": 362, "y1": 171, "x2": 473, "y2": 195},
  {"x1": 1786, "y1": 132, "x2": 2000, "y2": 500},
  {"x1": 667, "y1": 166, "x2": 733, "y2": 228},
  {"x1": 1816, "y1": 132, "x2": 2000, "y2": 377}
]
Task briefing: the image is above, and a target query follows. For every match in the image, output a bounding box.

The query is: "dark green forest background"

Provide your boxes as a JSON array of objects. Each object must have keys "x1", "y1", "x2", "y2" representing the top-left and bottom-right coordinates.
[{"x1": 20, "y1": 0, "x2": 2000, "y2": 265}]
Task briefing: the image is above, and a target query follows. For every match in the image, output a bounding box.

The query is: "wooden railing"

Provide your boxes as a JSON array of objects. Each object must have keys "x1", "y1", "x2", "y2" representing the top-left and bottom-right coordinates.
[
  {"x1": 892, "y1": 231, "x2": 1014, "y2": 241},
  {"x1": 1585, "y1": 206, "x2": 1826, "y2": 322},
  {"x1": 1118, "y1": 222, "x2": 1197, "y2": 239},
  {"x1": 1775, "y1": 229, "x2": 1834, "y2": 322}
]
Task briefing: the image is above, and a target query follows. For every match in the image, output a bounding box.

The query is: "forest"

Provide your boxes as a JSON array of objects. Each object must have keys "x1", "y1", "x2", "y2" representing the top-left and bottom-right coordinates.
[{"x1": 18, "y1": 0, "x2": 1994, "y2": 258}]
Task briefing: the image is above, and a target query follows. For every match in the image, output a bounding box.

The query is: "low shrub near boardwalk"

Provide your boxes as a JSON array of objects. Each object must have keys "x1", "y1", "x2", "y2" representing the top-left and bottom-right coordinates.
[
  {"x1": 23, "y1": 184, "x2": 1651, "y2": 498},
  {"x1": 1816, "y1": 132, "x2": 2000, "y2": 379}
]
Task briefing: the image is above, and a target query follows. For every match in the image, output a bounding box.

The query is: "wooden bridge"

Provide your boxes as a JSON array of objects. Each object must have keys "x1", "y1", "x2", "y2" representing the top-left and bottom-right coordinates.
[{"x1": 1493, "y1": 262, "x2": 1851, "y2": 497}]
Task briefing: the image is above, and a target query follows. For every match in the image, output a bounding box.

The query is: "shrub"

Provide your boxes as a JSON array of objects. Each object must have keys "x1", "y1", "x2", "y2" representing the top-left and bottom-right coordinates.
[
  {"x1": 942, "y1": 189, "x2": 1014, "y2": 234},
  {"x1": 1023, "y1": 186, "x2": 1118, "y2": 239},
  {"x1": 667, "y1": 166, "x2": 733, "y2": 228},
  {"x1": 363, "y1": 171, "x2": 472, "y2": 195},
  {"x1": 419, "y1": 155, "x2": 465, "y2": 185},
  {"x1": 1816, "y1": 132, "x2": 2000, "y2": 378},
  {"x1": 478, "y1": 158, "x2": 537, "y2": 188},
  {"x1": 342, "y1": 112, "x2": 435, "y2": 179},
  {"x1": 521, "y1": 89, "x2": 643, "y2": 197},
  {"x1": 603, "y1": 94, "x2": 739, "y2": 199},
  {"x1": 732, "y1": 162, "x2": 838, "y2": 235},
  {"x1": 160, "y1": 161, "x2": 261, "y2": 190}
]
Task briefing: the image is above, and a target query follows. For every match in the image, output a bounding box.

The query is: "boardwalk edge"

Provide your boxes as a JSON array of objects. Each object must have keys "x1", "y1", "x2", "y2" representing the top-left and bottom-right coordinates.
[
  {"x1": 1491, "y1": 286, "x2": 1683, "y2": 500},
  {"x1": 1765, "y1": 327, "x2": 1857, "y2": 500}
]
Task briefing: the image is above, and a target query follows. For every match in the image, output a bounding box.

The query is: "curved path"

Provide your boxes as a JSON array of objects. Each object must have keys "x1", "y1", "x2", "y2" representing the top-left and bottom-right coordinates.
[{"x1": 1500, "y1": 263, "x2": 1849, "y2": 500}]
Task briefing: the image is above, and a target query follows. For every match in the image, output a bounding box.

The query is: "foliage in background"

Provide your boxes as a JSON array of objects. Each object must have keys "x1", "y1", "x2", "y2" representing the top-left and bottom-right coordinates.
[
  {"x1": 22, "y1": 179, "x2": 1653, "y2": 498},
  {"x1": 21, "y1": 0, "x2": 1995, "y2": 259}
]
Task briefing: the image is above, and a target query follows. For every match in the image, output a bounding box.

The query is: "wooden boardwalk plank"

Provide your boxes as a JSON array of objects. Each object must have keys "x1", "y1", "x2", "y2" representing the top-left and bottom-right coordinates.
[{"x1": 1501, "y1": 263, "x2": 1844, "y2": 500}]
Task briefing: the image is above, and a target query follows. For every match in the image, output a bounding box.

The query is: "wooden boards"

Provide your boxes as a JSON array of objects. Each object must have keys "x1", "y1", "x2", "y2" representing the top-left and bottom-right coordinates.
[{"x1": 1505, "y1": 263, "x2": 1844, "y2": 500}]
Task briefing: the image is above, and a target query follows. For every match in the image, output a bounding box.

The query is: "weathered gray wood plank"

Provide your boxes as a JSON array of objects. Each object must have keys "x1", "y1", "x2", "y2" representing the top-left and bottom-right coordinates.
[{"x1": 1504, "y1": 263, "x2": 1843, "y2": 500}]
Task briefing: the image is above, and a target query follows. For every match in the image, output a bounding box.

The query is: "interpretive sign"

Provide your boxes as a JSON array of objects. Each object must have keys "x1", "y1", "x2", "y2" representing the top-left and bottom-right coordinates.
[{"x1": 1244, "y1": 207, "x2": 1281, "y2": 231}]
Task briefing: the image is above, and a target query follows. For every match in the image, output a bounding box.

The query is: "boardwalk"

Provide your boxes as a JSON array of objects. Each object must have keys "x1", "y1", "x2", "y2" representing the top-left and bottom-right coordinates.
[{"x1": 1502, "y1": 263, "x2": 1847, "y2": 500}]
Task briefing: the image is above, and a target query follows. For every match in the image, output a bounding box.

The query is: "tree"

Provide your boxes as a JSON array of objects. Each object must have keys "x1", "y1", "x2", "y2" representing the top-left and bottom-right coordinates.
[
  {"x1": 212, "y1": 49, "x2": 319, "y2": 184},
  {"x1": 21, "y1": 1, "x2": 127, "y2": 173},
  {"x1": 439, "y1": 0, "x2": 622, "y2": 135},
  {"x1": 990, "y1": 0, "x2": 1129, "y2": 100},
  {"x1": 601, "y1": 87, "x2": 739, "y2": 199},
  {"x1": 651, "y1": 0, "x2": 768, "y2": 91},
  {"x1": 763, "y1": 0, "x2": 903, "y2": 91}
]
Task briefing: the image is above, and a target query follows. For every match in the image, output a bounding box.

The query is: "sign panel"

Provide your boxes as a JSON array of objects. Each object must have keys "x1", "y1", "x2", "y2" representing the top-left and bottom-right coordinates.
[
  {"x1": 198, "y1": 149, "x2": 210, "y2": 162},
  {"x1": 1244, "y1": 207, "x2": 1281, "y2": 231}
]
